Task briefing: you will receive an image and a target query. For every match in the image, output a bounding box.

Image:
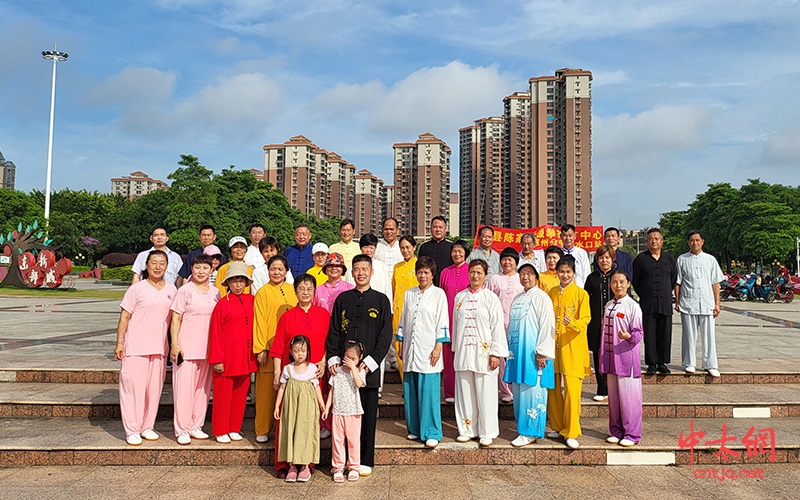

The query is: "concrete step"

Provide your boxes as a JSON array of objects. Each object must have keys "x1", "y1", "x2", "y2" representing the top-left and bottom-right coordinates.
[
  {"x1": 2, "y1": 382, "x2": 799, "y2": 420},
  {"x1": 4, "y1": 358, "x2": 800, "y2": 385},
  {"x1": 0, "y1": 416, "x2": 796, "y2": 466}
]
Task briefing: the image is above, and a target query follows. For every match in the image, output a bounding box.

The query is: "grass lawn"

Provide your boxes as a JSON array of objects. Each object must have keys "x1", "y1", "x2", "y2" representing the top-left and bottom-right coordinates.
[{"x1": 0, "y1": 288, "x2": 126, "y2": 299}]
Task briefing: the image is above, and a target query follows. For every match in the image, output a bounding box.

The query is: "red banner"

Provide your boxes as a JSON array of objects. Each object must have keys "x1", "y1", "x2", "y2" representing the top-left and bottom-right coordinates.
[{"x1": 472, "y1": 225, "x2": 605, "y2": 253}]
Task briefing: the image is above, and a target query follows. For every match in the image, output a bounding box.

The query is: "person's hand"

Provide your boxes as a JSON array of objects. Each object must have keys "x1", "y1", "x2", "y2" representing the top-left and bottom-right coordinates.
[
  {"x1": 256, "y1": 351, "x2": 268, "y2": 366},
  {"x1": 713, "y1": 304, "x2": 720, "y2": 318},
  {"x1": 212, "y1": 363, "x2": 224, "y2": 374},
  {"x1": 562, "y1": 313, "x2": 572, "y2": 326},
  {"x1": 396, "y1": 342, "x2": 403, "y2": 361},
  {"x1": 114, "y1": 341, "x2": 124, "y2": 361},
  {"x1": 274, "y1": 407, "x2": 281, "y2": 421},
  {"x1": 273, "y1": 373, "x2": 280, "y2": 391},
  {"x1": 358, "y1": 362, "x2": 371, "y2": 374},
  {"x1": 315, "y1": 360, "x2": 326, "y2": 379},
  {"x1": 429, "y1": 345, "x2": 442, "y2": 367},
  {"x1": 322, "y1": 408, "x2": 329, "y2": 420},
  {"x1": 535, "y1": 354, "x2": 547, "y2": 369},
  {"x1": 328, "y1": 364, "x2": 340, "y2": 379},
  {"x1": 674, "y1": 303, "x2": 680, "y2": 312},
  {"x1": 618, "y1": 328, "x2": 631, "y2": 340},
  {"x1": 343, "y1": 356, "x2": 358, "y2": 372},
  {"x1": 488, "y1": 355, "x2": 500, "y2": 371},
  {"x1": 170, "y1": 344, "x2": 183, "y2": 364}
]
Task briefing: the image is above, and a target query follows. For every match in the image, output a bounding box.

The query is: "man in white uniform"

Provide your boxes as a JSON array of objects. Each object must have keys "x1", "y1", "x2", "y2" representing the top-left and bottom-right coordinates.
[
  {"x1": 243, "y1": 224, "x2": 266, "y2": 267},
  {"x1": 675, "y1": 230, "x2": 724, "y2": 377},
  {"x1": 560, "y1": 224, "x2": 590, "y2": 288}
]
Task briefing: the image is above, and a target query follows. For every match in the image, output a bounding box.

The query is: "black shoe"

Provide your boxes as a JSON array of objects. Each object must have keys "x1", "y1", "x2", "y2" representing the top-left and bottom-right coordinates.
[
  {"x1": 646, "y1": 365, "x2": 657, "y2": 374},
  {"x1": 657, "y1": 364, "x2": 671, "y2": 374}
]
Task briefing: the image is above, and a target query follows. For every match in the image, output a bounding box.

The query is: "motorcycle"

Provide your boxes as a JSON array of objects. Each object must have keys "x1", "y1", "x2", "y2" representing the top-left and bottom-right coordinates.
[
  {"x1": 720, "y1": 273, "x2": 743, "y2": 301},
  {"x1": 775, "y1": 276, "x2": 795, "y2": 303},
  {"x1": 737, "y1": 273, "x2": 777, "y2": 302}
]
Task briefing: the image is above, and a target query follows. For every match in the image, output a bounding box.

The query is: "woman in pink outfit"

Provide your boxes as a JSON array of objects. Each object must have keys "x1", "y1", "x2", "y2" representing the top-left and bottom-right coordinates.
[
  {"x1": 115, "y1": 250, "x2": 177, "y2": 446},
  {"x1": 438, "y1": 240, "x2": 471, "y2": 403},
  {"x1": 169, "y1": 254, "x2": 220, "y2": 445}
]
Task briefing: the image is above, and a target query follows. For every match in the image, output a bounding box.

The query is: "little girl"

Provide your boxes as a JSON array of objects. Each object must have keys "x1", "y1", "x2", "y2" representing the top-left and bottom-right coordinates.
[
  {"x1": 600, "y1": 270, "x2": 644, "y2": 447},
  {"x1": 323, "y1": 341, "x2": 366, "y2": 483},
  {"x1": 273, "y1": 335, "x2": 325, "y2": 483}
]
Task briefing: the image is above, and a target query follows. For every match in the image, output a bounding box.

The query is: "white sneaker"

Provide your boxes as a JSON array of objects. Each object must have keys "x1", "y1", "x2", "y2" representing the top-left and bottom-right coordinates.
[
  {"x1": 177, "y1": 432, "x2": 191, "y2": 445},
  {"x1": 592, "y1": 395, "x2": 608, "y2": 402},
  {"x1": 479, "y1": 438, "x2": 493, "y2": 447},
  {"x1": 228, "y1": 432, "x2": 243, "y2": 441},
  {"x1": 685, "y1": 366, "x2": 696, "y2": 374},
  {"x1": 126, "y1": 433, "x2": 142, "y2": 446},
  {"x1": 255, "y1": 435, "x2": 269, "y2": 443},
  {"x1": 546, "y1": 431, "x2": 561, "y2": 439},
  {"x1": 425, "y1": 439, "x2": 439, "y2": 448},
  {"x1": 216, "y1": 434, "x2": 231, "y2": 443},
  {"x1": 407, "y1": 434, "x2": 419, "y2": 440},
  {"x1": 566, "y1": 438, "x2": 580, "y2": 449},
  {"x1": 445, "y1": 398, "x2": 455, "y2": 403},
  {"x1": 359, "y1": 465, "x2": 373, "y2": 477},
  {"x1": 606, "y1": 436, "x2": 620, "y2": 444},
  {"x1": 511, "y1": 435, "x2": 535, "y2": 447},
  {"x1": 706, "y1": 368, "x2": 720, "y2": 378},
  {"x1": 189, "y1": 428, "x2": 209, "y2": 440},
  {"x1": 619, "y1": 438, "x2": 636, "y2": 447},
  {"x1": 141, "y1": 429, "x2": 159, "y2": 441},
  {"x1": 455, "y1": 435, "x2": 472, "y2": 443},
  {"x1": 320, "y1": 429, "x2": 331, "y2": 439}
]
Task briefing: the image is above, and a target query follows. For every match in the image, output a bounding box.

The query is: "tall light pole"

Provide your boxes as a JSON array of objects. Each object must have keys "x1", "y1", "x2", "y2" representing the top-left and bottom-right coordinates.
[
  {"x1": 796, "y1": 237, "x2": 799, "y2": 277},
  {"x1": 41, "y1": 44, "x2": 69, "y2": 223}
]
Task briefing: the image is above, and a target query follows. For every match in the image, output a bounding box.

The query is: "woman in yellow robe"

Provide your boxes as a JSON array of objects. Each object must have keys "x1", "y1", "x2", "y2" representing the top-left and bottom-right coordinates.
[
  {"x1": 391, "y1": 235, "x2": 419, "y2": 380},
  {"x1": 253, "y1": 255, "x2": 297, "y2": 443},
  {"x1": 546, "y1": 254, "x2": 591, "y2": 449},
  {"x1": 538, "y1": 246, "x2": 563, "y2": 294}
]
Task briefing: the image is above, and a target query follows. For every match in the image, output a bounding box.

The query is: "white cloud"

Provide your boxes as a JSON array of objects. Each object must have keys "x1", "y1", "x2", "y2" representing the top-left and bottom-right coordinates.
[
  {"x1": 87, "y1": 67, "x2": 177, "y2": 106},
  {"x1": 312, "y1": 80, "x2": 385, "y2": 119},
  {"x1": 761, "y1": 123, "x2": 800, "y2": 165}
]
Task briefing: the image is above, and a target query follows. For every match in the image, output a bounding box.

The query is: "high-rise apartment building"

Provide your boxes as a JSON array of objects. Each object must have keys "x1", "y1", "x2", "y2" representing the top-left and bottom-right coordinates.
[
  {"x1": 0, "y1": 149, "x2": 16, "y2": 190},
  {"x1": 458, "y1": 117, "x2": 503, "y2": 237},
  {"x1": 263, "y1": 135, "x2": 332, "y2": 220},
  {"x1": 459, "y1": 68, "x2": 592, "y2": 232},
  {"x1": 110, "y1": 171, "x2": 168, "y2": 199},
  {"x1": 354, "y1": 169, "x2": 384, "y2": 236},
  {"x1": 326, "y1": 152, "x2": 355, "y2": 222},
  {"x1": 393, "y1": 133, "x2": 451, "y2": 238}
]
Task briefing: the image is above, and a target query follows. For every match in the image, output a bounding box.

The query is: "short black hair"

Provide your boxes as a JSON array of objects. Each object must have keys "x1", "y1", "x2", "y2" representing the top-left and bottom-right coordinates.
[
  {"x1": 431, "y1": 215, "x2": 447, "y2": 225},
  {"x1": 399, "y1": 234, "x2": 417, "y2": 247},
  {"x1": 500, "y1": 247, "x2": 519, "y2": 265},
  {"x1": 293, "y1": 273, "x2": 317, "y2": 292},
  {"x1": 267, "y1": 254, "x2": 289, "y2": 270},
  {"x1": 544, "y1": 246, "x2": 564, "y2": 258},
  {"x1": 556, "y1": 254, "x2": 576, "y2": 272},
  {"x1": 191, "y1": 254, "x2": 214, "y2": 268},
  {"x1": 359, "y1": 233, "x2": 379, "y2": 248},
  {"x1": 259, "y1": 236, "x2": 280, "y2": 252},
  {"x1": 199, "y1": 225, "x2": 216, "y2": 234},
  {"x1": 478, "y1": 226, "x2": 494, "y2": 237},
  {"x1": 249, "y1": 223, "x2": 266, "y2": 233},
  {"x1": 352, "y1": 254, "x2": 373, "y2": 268},
  {"x1": 415, "y1": 256, "x2": 437, "y2": 275},
  {"x1": 647, "y1": 227, "x2": 663, "y2": 236},
  {"x1": 560, "y1": 224, "x2": 576, "y2": 233},
  {"x1": 340, "y1": 219, "x2": 355, "y2": 230},
  {"x1": 451, "y1": 239, "x2": 471, "y2": 257},
  {"x1": 605, "y1": 227, "x2": 620, "y2": 237},
  {"x1": 686, "y1": 230, "x2": 704, "y2": 240}
]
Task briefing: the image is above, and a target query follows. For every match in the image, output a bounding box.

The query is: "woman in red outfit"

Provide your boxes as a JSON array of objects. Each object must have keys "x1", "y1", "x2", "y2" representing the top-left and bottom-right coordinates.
[
  {"x1": 269, "y1": 273, "x2": 331, "y2": 478},
  {"x1": 208, "y1": 261, "x2": 258, "y2": 443}
]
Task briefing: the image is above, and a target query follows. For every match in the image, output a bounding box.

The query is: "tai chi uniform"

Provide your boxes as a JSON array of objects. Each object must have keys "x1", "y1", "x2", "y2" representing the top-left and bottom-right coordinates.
[
  {"x1": 487, "y1": 272, "x2": 524, "y2": 402},
  {"x1": 395, "y1": 285, "x2": 450, "y2": 442},
  {"x1": 439, "y1": 262, "x2": 470, "y2": 400},
  {"x1": 251, "y1": 264, "x2": 293, "y2": 295},
  {"x1": 547, "y1": 282, "x2": 591, "y2": 439},
  {"x1": 417, "y1": 238, "x2": 453, "y2": 287},
  {"x1": 170, "y1": 282, "x2": 220, "y2": 437},
  {"x1": 503, "y1": 286, "x2": 556, "y2": 439},
  {"x1": 328, "y1": 240, "x2": 361, "y2": 270},
  {"x1": 276, "y1": 364, "x2": 321, "y2": 465},
  {"x1": 538, "y1": 270, "x2": 559, "y2": 294},
  {"x1": 326, "y1": 287, "x2": 393, "y2": 469},
  {"x1": 676, "y1": 251, "x2": 724, "y2": 370},
  {"x1": 329, "y1": 366, "x2": 366, "y2": 474},
  {"x1": 253, "y1": 282, "x2": 297, "y2": 438},
  {"x1": 392, "y1": 257, "x2": 418, "y2": 379},
  {"x1": 283, "y1": 244, "x2": 313, "y2": 279},
  {"x1": 313, "y1": 279, "x2": 354, "y2": 314},
  {"x1": 518, "y1": 250, "x2": 546, "y2": 273},
  {"x1": 600, "y1": 295, "x2": 644, "y2": 443},
  {"x1": 452, "y1": 286, "x2": 509, "y2": 440},
  {"x1": 632, "y1": 250, "x2": 677, "y2": 367},
  {"x1": 118, "y1": 280, "x2": 176, "y2": 438},
  {"x1": 208, "y1": 292, "x2": 257, "y2": 437},
  {"x1": 585, "y1": 269, "x2": 614, "y2": 397}
]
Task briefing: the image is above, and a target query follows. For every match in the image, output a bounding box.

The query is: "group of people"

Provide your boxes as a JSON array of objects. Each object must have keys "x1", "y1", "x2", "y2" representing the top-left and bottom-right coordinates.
[{"x1": 114, "y1": 217, "x2": 725, "y2": 478}]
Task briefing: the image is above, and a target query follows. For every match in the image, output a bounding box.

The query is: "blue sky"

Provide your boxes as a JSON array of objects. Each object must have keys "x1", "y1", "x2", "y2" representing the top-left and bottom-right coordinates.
[{"x1": 2, "y1": 0, "x2": 799, "y2": 230}]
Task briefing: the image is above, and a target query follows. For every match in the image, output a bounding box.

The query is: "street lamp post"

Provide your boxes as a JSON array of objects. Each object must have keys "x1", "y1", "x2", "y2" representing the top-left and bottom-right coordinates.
[
  {"x1": 796, "y1": 237, "x2": 799, "y2": 277},
  {"x1": 41, "y1": 44, "x2": 69, "y2": 223}
]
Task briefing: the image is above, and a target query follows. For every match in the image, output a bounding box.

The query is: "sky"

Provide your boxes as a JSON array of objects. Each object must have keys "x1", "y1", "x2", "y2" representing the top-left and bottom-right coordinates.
[{"x1": 1, "y1": 0, "x2": 800, "y2": 230}]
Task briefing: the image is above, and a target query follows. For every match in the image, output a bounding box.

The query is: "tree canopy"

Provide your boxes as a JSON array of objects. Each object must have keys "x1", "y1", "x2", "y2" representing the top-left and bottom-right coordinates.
[
  {"x1": 3, "y1": 155, "x2": 341, "y2": 265},
  {"x1": 659, "y1": 179, "x2": 800, "y2": 271}
]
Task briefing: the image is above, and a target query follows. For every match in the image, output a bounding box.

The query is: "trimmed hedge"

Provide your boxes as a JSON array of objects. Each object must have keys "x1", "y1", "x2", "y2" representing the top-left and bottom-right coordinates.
[
  {"x1": 101, "y1": 253, "x2": 136, "y2": 267},
  {"x1": 102, "y1": 266, "x2": 133, "y2": 282}
]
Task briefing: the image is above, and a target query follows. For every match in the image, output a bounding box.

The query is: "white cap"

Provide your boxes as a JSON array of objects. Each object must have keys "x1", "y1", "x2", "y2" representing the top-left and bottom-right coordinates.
[
  {"x1": 228, "y1": 236, "x2": 247, "y2": 248},
  {"x1": 312, "y1": 242, "x2": 329, "y2": 255}
]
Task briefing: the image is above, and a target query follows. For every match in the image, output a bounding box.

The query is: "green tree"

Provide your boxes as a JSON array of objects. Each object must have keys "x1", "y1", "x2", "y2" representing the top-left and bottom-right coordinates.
[
  {"x1": 657, "y1": 210, "x2": 688, "y2": 258},
  {"x1": 165, "y1": 155, "x2": 217, "y2": 252},
  {"x1": 0, "y1": 190, "x2": 43, "y2": 234}
]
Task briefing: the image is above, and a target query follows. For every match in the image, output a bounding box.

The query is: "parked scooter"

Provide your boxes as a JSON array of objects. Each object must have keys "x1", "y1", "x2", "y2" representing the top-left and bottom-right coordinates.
[
  {"x1": 737, "y1": 273, "x2": 777, "y2": 302},
  {"x1": 720, "y1": 273, "x2": 744, "y2": 301},
  {"x1": 775, "y1": 276, "x2": 795, "y2": 303}
]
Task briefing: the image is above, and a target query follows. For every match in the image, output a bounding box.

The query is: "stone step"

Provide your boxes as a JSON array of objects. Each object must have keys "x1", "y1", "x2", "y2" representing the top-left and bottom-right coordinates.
[
  {"x1": 2, "y1": 382, "x2": 799, "y2": 420},
  {"x1": 0, "y1": 416, "x2": 795, "y2": 466}
]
